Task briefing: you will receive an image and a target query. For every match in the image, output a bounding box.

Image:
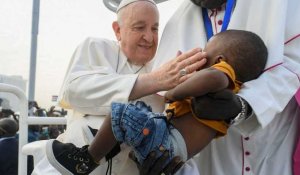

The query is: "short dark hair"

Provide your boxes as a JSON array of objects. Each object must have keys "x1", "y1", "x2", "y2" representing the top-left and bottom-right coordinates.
[
  {"x1": 215, "y1": 30, "x2": 268, "y2": 83},
  {"x1": 0, "y1": 118, "x2": 19, "y2": 137}
]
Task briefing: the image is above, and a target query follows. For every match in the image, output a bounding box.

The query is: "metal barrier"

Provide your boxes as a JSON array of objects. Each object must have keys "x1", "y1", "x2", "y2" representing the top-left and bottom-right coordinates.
[{"x1": 0, "y1": 83, "x2": 67, "y2": 175}]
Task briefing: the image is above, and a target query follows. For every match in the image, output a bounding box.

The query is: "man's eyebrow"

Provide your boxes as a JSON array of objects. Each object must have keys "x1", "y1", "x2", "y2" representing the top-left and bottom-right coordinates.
[
  {"x1": 131, "y1": 21, "x2": 159, "y2": 27},
  {"x1": 131, "y1": 21, "x2": 146, "y2": 26}
]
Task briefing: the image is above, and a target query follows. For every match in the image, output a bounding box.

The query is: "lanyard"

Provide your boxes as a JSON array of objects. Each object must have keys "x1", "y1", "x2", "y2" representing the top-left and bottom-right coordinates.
[{"x1": 202, "y1": 0, "x2": 235, "y2": 40}]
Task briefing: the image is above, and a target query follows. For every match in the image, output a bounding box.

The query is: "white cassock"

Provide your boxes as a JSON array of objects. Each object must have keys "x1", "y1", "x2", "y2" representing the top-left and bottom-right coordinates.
[
  {"x1": 23, "y1": 37, "x2": 199, "y2": 175},
  {"x1": 153, "y1": 0, "x2": 300, "y2": 175}
]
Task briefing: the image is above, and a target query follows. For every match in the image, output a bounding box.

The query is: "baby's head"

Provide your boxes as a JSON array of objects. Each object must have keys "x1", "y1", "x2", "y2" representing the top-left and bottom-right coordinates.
[{"x1": 204, "y1": 29, "x2": 268, "y2": 83}]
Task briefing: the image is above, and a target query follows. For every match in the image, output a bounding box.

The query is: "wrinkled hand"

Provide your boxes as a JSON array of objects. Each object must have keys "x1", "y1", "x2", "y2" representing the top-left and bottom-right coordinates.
[
  {"x1": 152, "y1": 48, "x2": 207, "y2": 91},
  {"x1": 129, "y1": 150, "x2": 184, "y2": 175},
  {"x1": 191, "y1": 89, "x2": 241, "y2": 120}
]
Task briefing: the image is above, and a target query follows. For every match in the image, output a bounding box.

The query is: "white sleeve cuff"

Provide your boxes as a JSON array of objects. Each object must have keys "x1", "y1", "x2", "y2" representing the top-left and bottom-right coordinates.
[{"x1": 233, "y1": 111, "x2": 262, "y2": 136}]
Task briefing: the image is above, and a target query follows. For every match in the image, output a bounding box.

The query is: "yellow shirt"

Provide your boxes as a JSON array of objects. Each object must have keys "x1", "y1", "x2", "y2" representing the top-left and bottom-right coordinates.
[{"x1": 166, "y1": 61, "x2": 241, "y2": 137}]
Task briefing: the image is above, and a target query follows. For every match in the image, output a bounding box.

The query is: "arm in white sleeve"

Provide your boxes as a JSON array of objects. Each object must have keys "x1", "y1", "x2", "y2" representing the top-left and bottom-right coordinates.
[
  {"x1": 64, "y1": 73, "x2": 138, "y2": 115},
  {"x1": 228, "y1": 0, "x2": 300, "y2": 135},
  {"x1": 235, "y1": 2, "x2": 300, "y2": 135},
  {"x1": 236, "y1": 61, "x2": 300, "y2": 135},
  {"x1": 59, "y1": 38, "x2": 140, "y2": 115},
  {"x1": 59, "y1": 38, "x2": 165, "y2": 115}
]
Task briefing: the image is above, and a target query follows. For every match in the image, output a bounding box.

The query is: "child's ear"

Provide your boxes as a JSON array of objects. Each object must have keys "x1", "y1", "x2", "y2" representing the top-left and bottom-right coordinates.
[{"x1": 214, "y1": 55, "x2": 227, "y2": 63}]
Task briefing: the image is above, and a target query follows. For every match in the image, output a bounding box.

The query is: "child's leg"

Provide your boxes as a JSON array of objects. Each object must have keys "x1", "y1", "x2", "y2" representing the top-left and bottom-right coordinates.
[
  {"x1": 110, "y1": 101, "x2": 172, "y2": 164},
  {"x1": 44, "y1": 106, "x2": 122, "y2": 175},
  {"x1": 45, "y1": 101, "x2": 171, "y2": 175},
  {"x1": 88, "y1": 101, "x2": 155, "y2": 164},
  {"x1": 171, "y1": 112, "x2": 217, "y2": 159},
  {"x1": 88, "y1": 115, "x2": 117, "y2": 162},
  {"x1": 87, "y1": 100, "x2": 151, "y2": 162}
]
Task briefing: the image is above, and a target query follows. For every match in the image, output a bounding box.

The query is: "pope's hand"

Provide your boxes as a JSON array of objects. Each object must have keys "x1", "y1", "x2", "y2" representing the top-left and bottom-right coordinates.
[{"x1": 151, "y1": 48, "x2": 207, "y2": 91}]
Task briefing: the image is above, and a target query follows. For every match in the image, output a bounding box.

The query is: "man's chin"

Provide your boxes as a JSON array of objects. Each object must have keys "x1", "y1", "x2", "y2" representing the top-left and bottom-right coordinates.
[
  {"x1": 137, "y1": 55, "x2": 153, "y2": 64},
  {"x1": 191, "y1": 0, "x2": 225, "y2": 9},
  {"x1": 137, "y1": 51, "x2": 154, "y2": 59}
]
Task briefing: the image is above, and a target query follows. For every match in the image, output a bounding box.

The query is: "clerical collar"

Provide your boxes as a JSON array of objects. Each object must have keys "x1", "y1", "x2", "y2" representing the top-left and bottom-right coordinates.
[
  {"x1": 116, "y1": 46, "x2": 145, "y2": 74},
  {"x1": 202, "y1": 0, "x2": 236, "y2": 40}
]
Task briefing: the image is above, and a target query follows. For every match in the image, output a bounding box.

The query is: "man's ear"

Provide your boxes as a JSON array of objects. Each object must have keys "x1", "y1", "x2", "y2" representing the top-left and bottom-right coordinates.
[{"x1": 112, "y1": 21, "x2": 121, "y2": 41}]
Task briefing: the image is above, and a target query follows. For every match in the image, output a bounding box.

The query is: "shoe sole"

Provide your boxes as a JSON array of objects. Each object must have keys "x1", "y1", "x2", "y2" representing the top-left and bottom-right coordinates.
[{"x1": 46, "y1": 139, "x2": 74, "y2": 175}]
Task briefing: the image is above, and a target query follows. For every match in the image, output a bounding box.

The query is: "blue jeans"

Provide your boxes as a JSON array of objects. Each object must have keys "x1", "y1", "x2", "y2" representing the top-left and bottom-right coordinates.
[{"x1": 111, "y1": 101, "x2": 175, "y2": 164}]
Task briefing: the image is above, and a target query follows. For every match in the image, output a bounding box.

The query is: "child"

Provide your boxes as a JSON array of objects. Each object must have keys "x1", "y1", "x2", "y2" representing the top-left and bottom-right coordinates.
[{"x1": 46, "y1": 29, "x2": 268, "y2": 175}]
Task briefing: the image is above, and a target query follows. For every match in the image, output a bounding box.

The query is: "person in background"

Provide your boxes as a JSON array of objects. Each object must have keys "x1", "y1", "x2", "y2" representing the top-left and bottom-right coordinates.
[
  {"x1": 25, "y1": 0, "x2": 207, "y2": 174},
  {"x1": 136, "y1": 0, "x2": 300, "y2": 174},
  {"x1": 0, "y1": 118, "x2": 19, "y2": 175}
]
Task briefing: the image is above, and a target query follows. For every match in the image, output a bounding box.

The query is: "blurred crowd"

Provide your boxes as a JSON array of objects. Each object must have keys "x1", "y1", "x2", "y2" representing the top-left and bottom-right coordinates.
[{"x1": 0, "y1": 98, "x2": 67, "y2": 175}]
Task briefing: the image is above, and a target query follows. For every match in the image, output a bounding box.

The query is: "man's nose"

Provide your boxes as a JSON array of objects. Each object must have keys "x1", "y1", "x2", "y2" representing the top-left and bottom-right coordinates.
[{"x1": 142, "y1": 29, "x2": 154, "y2": 42}]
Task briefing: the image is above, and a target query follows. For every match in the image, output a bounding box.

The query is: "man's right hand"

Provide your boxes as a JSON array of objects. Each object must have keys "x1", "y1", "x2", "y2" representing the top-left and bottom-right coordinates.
[
  {"x1": 151, "y1": 48, "x2": 207, "y2": 91},
  {"x1": 129, "y1": 48, "x2": 207, "y2": 100},
  {"x1": 191, "y1": 89, "x2": 242, "y2": 121}
]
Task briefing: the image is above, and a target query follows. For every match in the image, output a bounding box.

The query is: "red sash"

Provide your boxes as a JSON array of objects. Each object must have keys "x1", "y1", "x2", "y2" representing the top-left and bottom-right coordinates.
[{"x1": 294, "y1": 88, "x2": 300, "y2": 175}]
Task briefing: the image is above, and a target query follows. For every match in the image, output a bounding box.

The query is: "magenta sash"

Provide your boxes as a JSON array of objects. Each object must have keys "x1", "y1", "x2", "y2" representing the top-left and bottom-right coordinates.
[
  {"x1": 294, "y1": 88, "x2": 300, "y2": 175},
  {"x1": 296, "y1": 88, "x2": 300, "y2": 105}
]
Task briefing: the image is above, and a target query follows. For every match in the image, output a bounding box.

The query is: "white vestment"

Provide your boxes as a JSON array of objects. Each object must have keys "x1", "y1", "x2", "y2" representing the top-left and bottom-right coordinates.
[
  {"x1": 153, "y1": 0, "x2": 300, "y2": 174},
  {"x1": 23, "y1": 37, "x2": 199, "y2": 175}
]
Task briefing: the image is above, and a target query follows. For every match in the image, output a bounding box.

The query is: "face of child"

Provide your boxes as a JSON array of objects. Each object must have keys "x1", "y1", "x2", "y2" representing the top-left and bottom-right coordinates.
[{"x1": 203, "y1": 35, "x2": 227, "y2": 67}]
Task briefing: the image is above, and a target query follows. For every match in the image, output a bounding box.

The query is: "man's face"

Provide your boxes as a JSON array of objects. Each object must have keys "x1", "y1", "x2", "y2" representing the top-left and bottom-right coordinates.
[
  {"x1": 190, "y1": 0, "x2": 226, "y2": 9},
  {"x1": 114, "y1": 2, "x2": 159, "y2": 65}
]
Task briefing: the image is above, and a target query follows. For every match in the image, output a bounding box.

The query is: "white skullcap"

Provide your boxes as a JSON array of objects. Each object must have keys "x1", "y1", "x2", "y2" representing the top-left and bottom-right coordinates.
[{"x1": 117, "y1": 0, "x2": 156, "y2": 13}]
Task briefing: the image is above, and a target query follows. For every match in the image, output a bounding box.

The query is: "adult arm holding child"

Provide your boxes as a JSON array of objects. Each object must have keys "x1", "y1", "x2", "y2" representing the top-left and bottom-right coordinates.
[{"x1": 146, "y1": 0, "x2": 300, "y2": 174}]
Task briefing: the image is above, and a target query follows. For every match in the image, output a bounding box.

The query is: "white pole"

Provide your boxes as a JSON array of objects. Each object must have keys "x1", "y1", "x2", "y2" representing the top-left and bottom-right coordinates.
[
  {"x1": 28, "y1": 0, "x2": 40, "y2": 101},
  {"x1": 0, "y1": 83, "x2": 67, "y2": 175}
]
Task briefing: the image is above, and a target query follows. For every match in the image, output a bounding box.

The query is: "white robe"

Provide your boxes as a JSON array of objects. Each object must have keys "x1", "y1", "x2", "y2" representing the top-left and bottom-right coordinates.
[
  {"x1": 23, "y1": 0, "x2": 300, "y2": 174},
  {"x1": 23, "y1": 37, "x2": 199, "y2": 175},
  {"x1": 153, "y1": 0, "x2": 300, "y2": 174}
]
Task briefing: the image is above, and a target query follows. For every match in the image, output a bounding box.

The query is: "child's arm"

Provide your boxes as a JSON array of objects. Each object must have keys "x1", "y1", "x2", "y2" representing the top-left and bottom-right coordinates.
[{"x1": 165, "y1": 68, "x2": 230, "y2": 101}]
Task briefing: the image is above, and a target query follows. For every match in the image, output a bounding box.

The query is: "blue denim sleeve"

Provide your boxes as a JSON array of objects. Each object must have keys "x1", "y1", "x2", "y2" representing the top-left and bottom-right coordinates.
[{"x1": 111, "y1": 101, "x2": 173, "y2": 163}]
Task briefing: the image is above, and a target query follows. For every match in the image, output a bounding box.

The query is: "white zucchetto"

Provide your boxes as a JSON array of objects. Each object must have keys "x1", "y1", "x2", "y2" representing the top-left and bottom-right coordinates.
[{"x1": 116, "y1": 0, "x2": 156, "y2": 13}]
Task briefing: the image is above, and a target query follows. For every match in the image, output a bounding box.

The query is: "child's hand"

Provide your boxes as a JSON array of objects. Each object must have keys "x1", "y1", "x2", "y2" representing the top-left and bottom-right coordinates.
[
  {"x1": 191, "y1": 89, "x2": 242, "y2": 120},
  {"x1": 164, "y1": 97, "x2": 174, "y2": 103},
  {"x1": 164, "y1": 91, "x2": 176, "y2": 103},
  {"x1": 128, "y1": 150, "x2": 184, "y2": 175}
]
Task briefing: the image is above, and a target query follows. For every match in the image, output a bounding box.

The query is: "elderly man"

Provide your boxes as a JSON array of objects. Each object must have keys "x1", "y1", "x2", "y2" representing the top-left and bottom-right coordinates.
[{"x1": 25, "y1": 0, "x2": 206, "y2": 174}]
